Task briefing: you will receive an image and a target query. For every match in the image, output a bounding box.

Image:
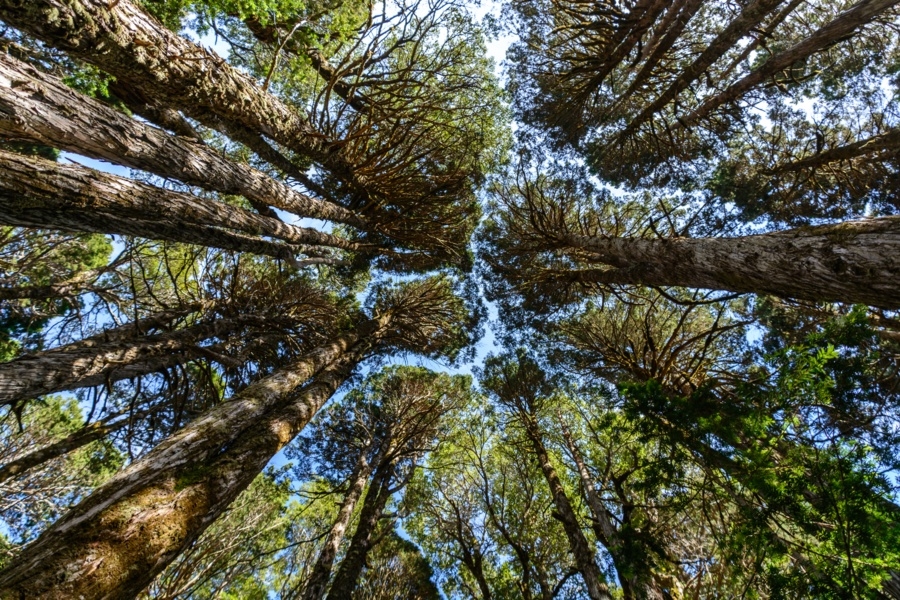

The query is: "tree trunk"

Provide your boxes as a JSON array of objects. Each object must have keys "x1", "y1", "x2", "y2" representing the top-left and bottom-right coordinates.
[
  {"x1": 0, "y1": 0, "x2": 368, "y2": 193},
  {"x1": 580, "y1": 0, "x2": 671, "y2": 96},
  {"x1": 614, "y1": 0, "x2": 784, "y2": 142},
  {"x1": 521, "y1": 414, "x2": 611, "y2": 600},
  {"x1": 682, "y1": 0, "x2": 900, "y2": 126},
  {"x1": 324, "y1": 462, "x2": 397, "y2": 600},
  {"x1": 562, "y1": 216, "x2": 900, "y2": 308},
  {"x1": 0, "y1": 318, "x2": 384, "y2": 599},
  {"x1": 0, "y1": 149, "x2": 360, "y2": 252},
  {"x1": 0, "y1": 407, "x2": 154, "y2": 483},
  {"x1": 622, "y1": 0, "x2": 704, "y2": 97},
  {"x1": 0, "y1": 315, "x2": 257, "y2": 406},
  {"x1": 558, "y1": 418, "x2": 667, "y2": 600},
  {"x1": 300, "y1": 450, "x2": 374, "y2": 600},
  {"x1": 0, "y1": 54, "x2": 364, "y2": 229},
  {"x1": 774, "y1": 128, "x2": 900, "y2": 174}
]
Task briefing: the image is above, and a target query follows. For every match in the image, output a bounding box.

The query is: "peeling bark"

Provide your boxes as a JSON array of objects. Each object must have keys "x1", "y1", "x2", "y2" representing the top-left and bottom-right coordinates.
[{"x1": 0, "y1": 54, "x2": 365, "y2": 228}]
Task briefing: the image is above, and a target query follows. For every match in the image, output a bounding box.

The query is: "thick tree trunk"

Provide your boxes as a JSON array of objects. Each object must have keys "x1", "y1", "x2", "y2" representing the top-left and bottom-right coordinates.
[
  {"x1": 300, "y1": 449, "x2": 374, "y2": 600},
  {"x1": 0, "y1": 54, "x2": 365, "y2": 228},
  {"x1": 0, "y1": 149, "x2": 359, "y2": 252},
  {"x1": 521, "y1": 415, "x2": 611, "y2": 600},
  {"x1": 0, "y1": 318, "x2": 383, "y2": 599},
  {"x1": 615, "y1": 0, "x2": 784, "y2": 141},
  {"x1": 324, "y1": 463, "x2": 397, "y2": 600},
  {"x1": 0, "y1": 407, "x2": 153, "y2": 483},
  {"x1": 0, "y1": 315, "x2": 260, "y2": 406},
  {"x1": 0, "y1": 0, "x2": 368, "y2": 193},
  {"x1": 683, "y1": 0, "x2": 900, "y2": 126},
  {"x1": 563, "y1": 216, "x2": 900, "y2": 308}
]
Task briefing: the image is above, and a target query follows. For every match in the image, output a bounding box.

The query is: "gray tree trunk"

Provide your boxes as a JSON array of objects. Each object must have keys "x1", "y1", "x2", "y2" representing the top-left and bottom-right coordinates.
[
  {"x1": 520, "y1": 414, "x2": 612, "y2": 600},
  {"x1": 0, "y1": 149, "x2": 359, "y2": 252},
  {"x1": 0, "y1": 315, "x2": 259, "y2": 406},
  {"x1": 0, "y1": 54, "x2": 364, "y2": 228},
  {"x1": 683, "y1": 0, "x2": 900, "y2": 126},
  {"x1": 0, "y1": 0, "x2": 368, "y2": 193},
  {"x1": 300, "y1": 450, "x2": 374, "y2": 600},
  {"x1": 564, "y1": 216, "x2": 900, "y2": 308}
]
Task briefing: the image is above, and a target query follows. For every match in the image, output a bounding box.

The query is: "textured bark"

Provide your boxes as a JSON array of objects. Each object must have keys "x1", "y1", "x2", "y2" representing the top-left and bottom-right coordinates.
[
  {"x1": 300, "y1": 450, "x2": 373, "y2": 600},
  {"x1": 0, "y1": 408, "x2": 152, "y2": 483},
  {"x1": 774, "y1": 128, "x2": 900, "y2": 173},
  {"x1": 324, "y1": 463, "x2": 397, "y2": 600},
  {"x1": 0, "y1": 316, "x2": 257, "y2": 406},
  {"x1": 0, "y1": 0, "x2": 367, "y2": 191},
  {"x1": 683, "y1": 0, "x2": 900, "y2": 126},
  {"x1": 615, "y1": 0, "x2": 784, "y2": 141},
  {"x1": 562, "y1": 217, "x2": 900, "y2": 308},
  {"x1": 0, "y1": 54, "x2": 364, "y2": 228},
  {"x1": 0, "y1": 319, "x2": 383, "y2": 599},
  {"x1": 0, "y1": 149, "x2": 359, "y2": 252},
  {"x1": 106, "y1": 78, "x2": 201, "y2": 140},
  {"x1": 520, "y1": 415, "x2": 611, "y2": 600}
]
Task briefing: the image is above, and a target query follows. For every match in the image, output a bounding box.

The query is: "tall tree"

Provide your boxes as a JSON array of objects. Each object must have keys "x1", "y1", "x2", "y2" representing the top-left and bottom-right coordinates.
[{"x1": 0, "y1": 276, "x2": 477, "y2": 599}]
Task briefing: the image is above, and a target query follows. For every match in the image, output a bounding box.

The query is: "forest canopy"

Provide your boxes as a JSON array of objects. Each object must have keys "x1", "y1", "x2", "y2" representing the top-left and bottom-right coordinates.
[{"x1": 0, "y1": 0, "x2": 899, "y2": 598}]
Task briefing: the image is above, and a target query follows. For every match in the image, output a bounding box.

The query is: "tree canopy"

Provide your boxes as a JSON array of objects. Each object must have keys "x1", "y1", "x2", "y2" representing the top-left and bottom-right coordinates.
[{"x1": 0, "y1": 0, "x2": 899, "y2": 598}]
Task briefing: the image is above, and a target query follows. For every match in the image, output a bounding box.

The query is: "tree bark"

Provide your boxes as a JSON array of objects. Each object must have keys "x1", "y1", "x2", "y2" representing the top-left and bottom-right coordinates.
[
  {"x1": 0, "y1": 317, "x2": 386, "y2": 599},
  {"x1": 0, "y1": 315, "x2": 259, "y2": 406},
  {"x1": 324, "y1": 462, "x2": 397, "y2": 600},
  {"x1": 0, "y1": 149, "x2": 360, "y2": 252},
  {"x1": 682, "y1": 0, "x2": 900, "y2": 126},
  {"x1": 520, "y1": 414, "x2": 611, "y2": 600},
  {"x1": 0, "y1": 407, "x2": 154, "y2": 483},
  {"x1": 0, "y1": 0, "x2": 368, "y2": 193},
  {"x1": 0, "y1": 54, "x2": 365, "y2": 229},
  {"x1": 560, "y1": 216, "x2": 900, "y2": 308},
  {"x1": 773, "y1": 128, "x2": 900, "y2": 174},
  {"x1": 300, "y1": 449, "x2": 374, "y2": 600},
  {"x1": 558, "y1": 418, "x2": 667, "y2": 600},
  {"x1": 613, "y1": 0, "x2": 784, "y2": 143}
]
